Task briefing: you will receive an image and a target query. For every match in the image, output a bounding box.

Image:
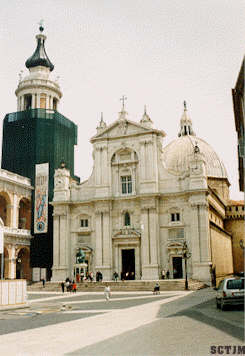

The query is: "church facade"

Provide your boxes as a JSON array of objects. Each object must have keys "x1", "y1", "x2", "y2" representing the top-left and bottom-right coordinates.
[{"x1": 52, "y1": 103, "x2": 235, "y2": 283}]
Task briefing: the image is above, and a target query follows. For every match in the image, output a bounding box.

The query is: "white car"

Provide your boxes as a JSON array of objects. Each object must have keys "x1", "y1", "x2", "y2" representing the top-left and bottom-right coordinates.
[{"x1": 216, "y1": 277, "x2": 244, "y2": 310}]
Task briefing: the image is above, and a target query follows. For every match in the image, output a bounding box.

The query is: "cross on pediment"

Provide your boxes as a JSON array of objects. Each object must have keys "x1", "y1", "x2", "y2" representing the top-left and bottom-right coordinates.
[{"x1": 120, "y1": 95, "x2": 127, "y2": 111}]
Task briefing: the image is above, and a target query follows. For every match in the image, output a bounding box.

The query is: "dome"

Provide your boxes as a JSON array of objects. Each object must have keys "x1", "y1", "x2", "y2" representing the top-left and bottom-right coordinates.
[
  {"x1": 25, "y1": 32, "x2": 54, "y2": 72},
  {"x1": 162, "y1": 135, "x2": 228, "y2": 179}
]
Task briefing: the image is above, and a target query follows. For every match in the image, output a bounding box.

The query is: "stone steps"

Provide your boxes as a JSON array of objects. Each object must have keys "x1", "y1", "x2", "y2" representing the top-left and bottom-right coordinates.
[{"x1": 28, "y1": 279, "x2": 207, "y2": 292}]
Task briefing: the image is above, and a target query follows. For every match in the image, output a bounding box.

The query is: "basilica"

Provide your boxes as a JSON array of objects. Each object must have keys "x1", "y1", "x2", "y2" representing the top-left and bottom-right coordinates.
[
  {"x1": 52, "y1": 99, "x2": 240, "y2": 283},
  {"x1": 1, "y1": 26, "x2": 243, "y2": 284}
]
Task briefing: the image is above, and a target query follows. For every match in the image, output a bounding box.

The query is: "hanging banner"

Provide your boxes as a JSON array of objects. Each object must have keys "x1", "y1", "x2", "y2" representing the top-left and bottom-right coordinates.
[
  {"x1": 34, "y1": 163, "x2": 49, "y2": 234},
  {"x1": 0, "y1": 229, "x2": 3, "y2": 253}
]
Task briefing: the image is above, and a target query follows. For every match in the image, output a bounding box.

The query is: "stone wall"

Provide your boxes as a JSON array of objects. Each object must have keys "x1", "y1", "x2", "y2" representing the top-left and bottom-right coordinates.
[{"x1": 210, "y1": 224, "x2": 233, "y2": 277}]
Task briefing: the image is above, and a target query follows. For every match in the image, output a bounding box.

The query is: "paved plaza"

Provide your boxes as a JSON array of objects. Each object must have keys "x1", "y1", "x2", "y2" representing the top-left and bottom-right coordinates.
[{"x1": 0, "y1": 288, "x2": 243, "y2": 356}]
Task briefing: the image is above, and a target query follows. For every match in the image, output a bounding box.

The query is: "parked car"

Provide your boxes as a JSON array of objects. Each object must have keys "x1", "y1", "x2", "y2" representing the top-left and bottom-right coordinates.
[{"x1": 215, "y1": 277, "x2": 244, "y2": 310}]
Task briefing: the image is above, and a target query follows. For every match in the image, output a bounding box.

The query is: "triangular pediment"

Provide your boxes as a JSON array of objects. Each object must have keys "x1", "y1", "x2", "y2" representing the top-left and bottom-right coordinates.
[{"x1": 91, "y1": 119, "x2": 165, "y2": 142}]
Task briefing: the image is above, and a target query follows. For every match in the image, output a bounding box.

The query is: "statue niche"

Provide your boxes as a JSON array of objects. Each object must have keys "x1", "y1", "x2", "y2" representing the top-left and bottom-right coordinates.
[{"x1": 76, "y1": 248, "x2": 86, "y2": 264}]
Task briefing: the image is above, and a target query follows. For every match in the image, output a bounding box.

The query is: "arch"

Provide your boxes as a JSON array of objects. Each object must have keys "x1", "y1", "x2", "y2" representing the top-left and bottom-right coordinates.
[
  {"x1": 110, "y1": 146, "x2": 139, "y2": 163},
  {"x1": 18, "y1": 198, "x2": 31, "y2": 229},
  {"x1": 16, "y1": 247, "x2": 31, "y2": 280},
  {"x1": 0, "y1": 192, "x2": 11, "y2": 226},
  {"x1": 0, "y1": 248, "x2": 9, "y2": 279},
  {"x1": 24, "y1": 94, "x2": 32, "y2": 110}
]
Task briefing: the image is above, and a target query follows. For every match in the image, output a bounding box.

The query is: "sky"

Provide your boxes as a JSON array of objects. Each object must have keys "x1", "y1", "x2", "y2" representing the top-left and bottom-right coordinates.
[{"x1": 0, "y1": 0, "x2": 244, "y2": 200}]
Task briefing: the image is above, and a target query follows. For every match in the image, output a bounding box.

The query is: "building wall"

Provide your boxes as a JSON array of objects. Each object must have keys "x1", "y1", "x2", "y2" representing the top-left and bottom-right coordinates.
[
  {"x1": 225, "y1": 203, "x2": 245, "y2": 273},
  {"x1": 210, "y1": 224, "x2": 233, "y2": 278},
  {"x1": 0, "y1": 169, "x2": 33, "y2": 280}
]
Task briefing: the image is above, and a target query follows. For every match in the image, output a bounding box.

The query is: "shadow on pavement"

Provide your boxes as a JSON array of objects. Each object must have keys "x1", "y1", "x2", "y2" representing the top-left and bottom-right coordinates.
[{"x1": 157, "y1": 291, "x2": 244, "y2": 342}]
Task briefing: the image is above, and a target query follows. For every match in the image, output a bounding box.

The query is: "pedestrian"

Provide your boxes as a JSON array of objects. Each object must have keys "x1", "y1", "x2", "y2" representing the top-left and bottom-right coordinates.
[
  {"x1": 61, "y1": 281, "x2": 65, "y2": 293},
  {"x1": 161, "y1": 270, "x2": 165, "y2": 279},
  {"x1": 65, "y1": 279, "x2": 70, "y2": 292},
  {"x1": 72, "y1": 281, "x2": 77, "y2": 293},
  {"x1": 104, "y1": 284, "x2": 111, "y2": 301},
  {"x1": 113, "y1": 271, "x2": 118, "y2": 282},
  {"x1": 80, "y1": 271, "x2": 84, "y2": 282},
  {"x1": 153, "y1": 282, "x2": 160, "y2": 295},
  {"x1": 42, "y1": 278, "x2": 45, "y2": 287},
  {"x1": 166, "y1": 270, "x2": 170, "y2": 279}
]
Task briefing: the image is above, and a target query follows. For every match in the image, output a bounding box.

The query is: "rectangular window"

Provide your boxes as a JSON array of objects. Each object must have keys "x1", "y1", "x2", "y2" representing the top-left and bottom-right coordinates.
[
  {"x1": 171, "y1": 213, "x2": 180, "y2": 222},
  {"x1": 121, "y1": 176, "x2": 132, "y2": 194},
  {"x1": 80, "y1": 219, "x2": 88, "y2": 228}
]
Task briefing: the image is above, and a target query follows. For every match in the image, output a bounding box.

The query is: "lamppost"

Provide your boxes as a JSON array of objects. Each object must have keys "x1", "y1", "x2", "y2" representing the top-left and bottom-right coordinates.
[
  {"x1": 239, "y1": 239, "x2": 245, "y2": 250},
  {"x1": 182, "y1": 241, "x2": 191, "y2": 290}
]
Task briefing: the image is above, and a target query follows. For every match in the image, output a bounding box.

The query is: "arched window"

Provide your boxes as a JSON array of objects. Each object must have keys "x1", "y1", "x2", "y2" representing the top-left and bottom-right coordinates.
[{"x1": 124, "y1": 212, "x2": 130, "y2": 226}]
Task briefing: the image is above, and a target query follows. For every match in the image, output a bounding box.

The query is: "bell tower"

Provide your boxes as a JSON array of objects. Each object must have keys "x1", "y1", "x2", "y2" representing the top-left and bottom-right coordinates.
[
  {"x1": 1, "y1": 24, "x2": 79, "y2": 279},
  {"x1": 16, "y1": 23, "x2": 62, "y2": 112}
]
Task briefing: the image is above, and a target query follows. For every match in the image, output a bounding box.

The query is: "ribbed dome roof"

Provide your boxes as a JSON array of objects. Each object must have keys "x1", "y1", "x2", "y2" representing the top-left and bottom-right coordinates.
[{"x1": 162, "y1": 135, "x2": 228, "y2": 179}]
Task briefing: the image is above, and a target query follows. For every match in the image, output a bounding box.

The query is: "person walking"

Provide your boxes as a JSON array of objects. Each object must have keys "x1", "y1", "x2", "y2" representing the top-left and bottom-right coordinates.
[
  {"x1": 153, "y1": 282, "x2": 160, "y2": 295},
  {"x1": 65, "y1": 279, "x2": 70, "y2": 292},
  {"x1": 61, "y1": 281, "x2": 65, "y2": 293},
  {"x1": 42, "y1": 278, "x2": 46, "y2": 288},
  {"x1": 166, "y1": 270, "x2": 170, "y2": 279},
  {"x1": 72, "y1": 281, "x2": 77, "y2": 293},
  {"x1": 161, "y1": 270, "x2": 165, "y2": 279},
  {"x1": 104, "y1": 284, "x2": 111, "y2": 301}
]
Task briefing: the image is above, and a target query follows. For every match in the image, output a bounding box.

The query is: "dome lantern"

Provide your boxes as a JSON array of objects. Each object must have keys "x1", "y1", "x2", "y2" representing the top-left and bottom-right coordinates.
[{"x1": 178, "y1": 101, "x2": 195, "y2": 137}]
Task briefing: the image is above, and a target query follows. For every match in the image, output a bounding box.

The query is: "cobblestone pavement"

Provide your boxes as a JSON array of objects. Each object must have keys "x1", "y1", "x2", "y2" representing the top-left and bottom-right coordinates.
[{"x1": 0, "y1": 288, "x2": 243, "y2": 356}]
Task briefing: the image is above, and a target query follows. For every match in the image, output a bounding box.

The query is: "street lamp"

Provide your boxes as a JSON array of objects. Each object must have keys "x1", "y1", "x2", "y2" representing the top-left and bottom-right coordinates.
[
  {"x1": 182, "y1": 241, "x2": 191, "y2": 290},
  {"x1": 239, "y1": 239, "x2": 245, "y2": 250}
]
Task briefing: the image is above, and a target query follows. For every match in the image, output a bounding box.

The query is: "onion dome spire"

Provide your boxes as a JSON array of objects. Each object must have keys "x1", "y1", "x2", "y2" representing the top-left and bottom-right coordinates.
[
  {"x1": 25, "y1": 22, "x2": 54, "y2": 72},
  {"x1": 178, "y1": 101, "x2": 195, "y2": 137}
]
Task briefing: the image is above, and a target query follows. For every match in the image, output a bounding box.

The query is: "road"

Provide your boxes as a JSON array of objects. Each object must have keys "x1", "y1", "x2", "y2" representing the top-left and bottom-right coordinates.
[{"x1": 0, "y1": 288, "x2": 243, "y2": 356}]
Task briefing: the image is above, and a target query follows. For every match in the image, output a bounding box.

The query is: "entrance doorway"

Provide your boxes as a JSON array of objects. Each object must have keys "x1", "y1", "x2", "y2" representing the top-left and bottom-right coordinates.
[
  {"x1": 172, "y1": 257, "x2": 183, "y2": 278},
  {"x1": 121, "y1": 249, "x2": 135, "y2": 280}
]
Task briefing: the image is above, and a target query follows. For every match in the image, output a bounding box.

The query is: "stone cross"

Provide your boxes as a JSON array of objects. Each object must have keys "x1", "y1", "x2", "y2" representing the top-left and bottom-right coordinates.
[{"x1": 120, "y1": 95, "x2": 127, "y2": 110}]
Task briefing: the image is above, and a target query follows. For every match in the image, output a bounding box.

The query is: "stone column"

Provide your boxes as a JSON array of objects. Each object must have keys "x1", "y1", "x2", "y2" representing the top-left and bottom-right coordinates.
[
  {"x1": 140, "y1": 141, "x2": 146, "y2": 180},
  {"x1": 12, "y1": 194, "x2": 18, "y2": 229},
  {"x1": 8, "y1": 245, "x2": 16, "y2": 279},
  {"x1": 37, "y1": 94, "x2": 40, "y2": 109},
  {"x1": 102, "y1": 211, "x2": 111, "y2": 280},
  {"x1": 101, "y1": 146, "x2": 108, "y2": 185},
  {"x1": 199, "y1": 204, "x2": 211, "y2": 262},
  {"x1": 45, "y1": 95, "x2": 49, "y2": 109},
  {"x1": 31, "y1": 94, "x2": 35, "y2": 109},
  {"x1": 149, "y1": 208, "x2": 158, "y2": 265},
  {"x1": 52, "y1": 207, "x2": 70, "y2": 281},
  {"x1": 190, "y1": 201, "x2": 211, "y2": 283},
  {"x1": 141, "y1": 208, "x2": 149, "y2": 278},
  {"x1": 135, "y1": 246, "x2": 141, "y2": 280},
  {"x1": 95, "y1": 212, "x2": 102, "y2": 268}
]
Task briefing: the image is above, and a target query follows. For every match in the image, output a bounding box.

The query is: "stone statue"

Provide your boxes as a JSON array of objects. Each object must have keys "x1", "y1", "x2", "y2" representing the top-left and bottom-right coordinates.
[{"x1": 76, "y1": 248, "x2": 85, "y2": 264}]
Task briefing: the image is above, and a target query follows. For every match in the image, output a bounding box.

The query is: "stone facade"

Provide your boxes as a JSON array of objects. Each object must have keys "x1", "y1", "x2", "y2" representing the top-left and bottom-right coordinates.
[
  {"x1": 52, "y1": 105, "x2": 237, "y2": 284},
  {"x1": 225, "y1": 201, "x2": 245, "y2": 274},
  {"x1": 0, "y1": 169, "x2": 33, "y2": 280}
]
